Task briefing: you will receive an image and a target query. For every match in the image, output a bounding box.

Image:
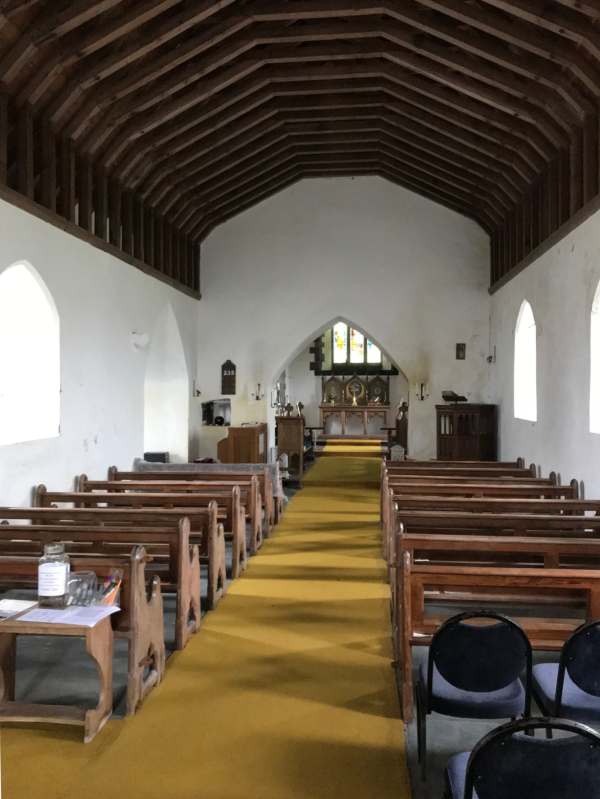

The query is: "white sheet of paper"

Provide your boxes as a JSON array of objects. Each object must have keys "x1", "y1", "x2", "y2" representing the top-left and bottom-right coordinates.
[
  {"x1": 0, "y1": 599, "x2": 38, "y2": 617},
  {"x1": 16, "y1": 605, "x2": 120, "y2": 627}
]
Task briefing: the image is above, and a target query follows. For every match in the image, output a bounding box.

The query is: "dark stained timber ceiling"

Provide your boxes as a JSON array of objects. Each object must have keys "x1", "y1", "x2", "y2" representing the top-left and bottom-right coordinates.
[{"x1": 1, "y1": 0, "x2": 600, "y2": 294}]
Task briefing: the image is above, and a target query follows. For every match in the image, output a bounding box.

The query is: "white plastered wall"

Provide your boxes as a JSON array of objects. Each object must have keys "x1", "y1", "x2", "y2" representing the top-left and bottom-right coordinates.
[
  {"x1": 197, "y1": 176, "x2": 492, "y2": 458},
  {"x1": 490, "y1": 208, "x2": 600, "y2": 496},
  {"x1": 0, "y1": 198, "x2": 200, "y2": 506}
]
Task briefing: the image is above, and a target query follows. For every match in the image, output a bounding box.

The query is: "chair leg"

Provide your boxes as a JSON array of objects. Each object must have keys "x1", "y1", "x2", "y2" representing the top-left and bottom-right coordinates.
[{"x1": 416, "y1": 679, "x2": 428, "y2": 781}]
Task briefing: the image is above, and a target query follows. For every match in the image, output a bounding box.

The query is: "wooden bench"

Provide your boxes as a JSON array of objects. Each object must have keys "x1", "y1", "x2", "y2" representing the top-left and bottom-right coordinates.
[
  {"x1": 385, "y1": 464, "x2": 538, "y2": 478},
  {"x1": 102, "y1": 472, "x2": 264, "y2": 553},
  {"x1": 33, "y1": 487, "x2": 227, "y2": 611},
  {"x1": 0, "y1": 545, "x2": 164, "y2": 717},
  {"x1": 394, "y1": 547, "x2": 600, "y2": 721},
  {"x1": 385, "y1": 458, "x2": 526, "y2": 468},
  {"x1": 108, "y1": 466, "x2": 270, "y2": 539},
  {"x1": 0, "y1": 508, "x2": 200, "y2": 650},
  {"x1": 75, "y1": 477, "x2": 247, "y2": 577},
  {"x1": 380, "y1": 475, "x2": 579, "y2": 558}
]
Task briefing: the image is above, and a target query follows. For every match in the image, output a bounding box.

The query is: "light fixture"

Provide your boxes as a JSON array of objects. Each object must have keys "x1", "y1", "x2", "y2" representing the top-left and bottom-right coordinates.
[
  {"x1": 415, "y1": 381, "x2": 430, "y2": 401},
  {"x1": 250, "y1": 382, "x2": 265, "y2": 401}
]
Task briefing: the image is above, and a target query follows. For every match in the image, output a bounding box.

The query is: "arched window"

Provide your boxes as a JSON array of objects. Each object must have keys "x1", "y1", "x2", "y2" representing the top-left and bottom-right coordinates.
[
  {"x1": 0, "y1": 263, "x2": 60, "y2": 446},
  {"x1": 591, "y1": 282, "x2": 600, "y2": 434},
  {"x1": 514, "y1": 300, "x2": 537, "y2": 422}
]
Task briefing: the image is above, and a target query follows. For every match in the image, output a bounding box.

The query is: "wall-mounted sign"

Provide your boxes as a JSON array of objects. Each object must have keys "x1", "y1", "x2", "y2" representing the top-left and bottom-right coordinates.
[{"x1": 221, "y1": 360, "x2": 236, "y2": 395}]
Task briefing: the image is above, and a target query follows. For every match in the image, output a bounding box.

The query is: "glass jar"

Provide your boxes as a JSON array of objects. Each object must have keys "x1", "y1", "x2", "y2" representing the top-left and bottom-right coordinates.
[{"x1": 38, "y1": 542, "x2": 70, "y2": 608}]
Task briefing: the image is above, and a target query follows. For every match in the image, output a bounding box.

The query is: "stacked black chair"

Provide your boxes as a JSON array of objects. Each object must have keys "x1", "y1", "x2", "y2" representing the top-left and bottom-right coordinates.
[
  {"x1": 444, "y1": 717, "x2": 600, "y2": 798},
  {"x1": 533, "y1": 620, "x2": 600, "y2": 723},
  {"x1": 416, "y1": 611, "x2": 532, "y2": 779}
]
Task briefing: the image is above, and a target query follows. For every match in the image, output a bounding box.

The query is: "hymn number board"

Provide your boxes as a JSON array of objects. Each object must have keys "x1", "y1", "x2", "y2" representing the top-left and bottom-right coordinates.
[{"x1": 221, "y1": 360, "x2": 236, "y2": 395}]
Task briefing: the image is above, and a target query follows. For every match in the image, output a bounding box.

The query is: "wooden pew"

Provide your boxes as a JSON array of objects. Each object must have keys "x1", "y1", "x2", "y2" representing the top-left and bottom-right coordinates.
[
  {"x1": 33, "y1": 487, "x2": 227, "y2": 610},
  {"x1": 385, "y1": 464, "x2": 538, "y2": 478},
  {"x1": 380, "y1": 474, "x2": 579, "y2": 558},
  {"x1": 394, "y1": 547, "x2": 600, "y2": 721},
  {"x1": 0, "y1": 508, "x2": 200, "y2": 650},
  {"x1": 385, "y1": 458, "x2": 526, "y2": 468},
  {"x1": 0, "y1": 545, "x2": 164, "y2": 716},
  {"x1": 102, "y1": 471, "x2": 264, "y2": 553},
  {"x1": 108, "y1": 466, "x2": 270, "y2": 539},
  {"x1": 75, "y1": 477, "x2": 247, "y2": 579}
]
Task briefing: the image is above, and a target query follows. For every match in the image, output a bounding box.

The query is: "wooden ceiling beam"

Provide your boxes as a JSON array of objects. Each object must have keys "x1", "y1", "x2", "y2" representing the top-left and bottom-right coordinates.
[
  {"x1": 189, "y1": 161, "x2": 495, "y2": 240},
  {"x1": 30, "y1": 0, "x2": 125, "y2": 43},
  {"x1": 156, "y1": 135, "x2": 508, "y2": 230},
  {"x1": 147, "y1": 111, "x2": 521, "y2": 216},
  {"x1": 84, "y1": 35, "x2": 574, "y2": 159},
  {"x1": 169, "y1": 135, "x2": 510, "y2": 221},
  {"x1": 164, "y1": 131, "x2": 510, "y2": 223},
  {"x1": 186, "y1": 150, "x2": 495, "y2": 227},
  {"x1": 43, "y1": 0, "x2": 238, "y2": 128},
  {"x1": 92, "y1": 45, "x2": 567, "y2": 173},
  {"x1": 154, "y1": 105, "x2": 517, "y2": 210},
  {"x1": 52, "y1": 9, "x2": 595, "y2": 138},
  {"x1": 121, "y1": 69, "x2": 550, "y2": 192},
  {"x1": 144, "y1": 102, "x2": 525, "y2": 212},
  {"x1": 150, "y1": 111, "x2": 522, "y2": 217},
  {"x1": 480, "y1": 0, "x2": 600, "y2": 61},
  {"x1": 412, "y1": 0, "x2": 600, "y2": 96}
]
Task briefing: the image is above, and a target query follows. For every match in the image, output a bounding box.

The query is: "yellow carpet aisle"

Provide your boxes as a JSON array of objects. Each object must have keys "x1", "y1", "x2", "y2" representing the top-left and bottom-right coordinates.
[{"x1": 2, "y1": 458, "x2": 411, "y2": 799}]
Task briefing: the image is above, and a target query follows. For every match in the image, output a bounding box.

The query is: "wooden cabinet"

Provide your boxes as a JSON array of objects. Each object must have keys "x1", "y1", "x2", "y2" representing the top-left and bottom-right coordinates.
[
  {"x1": 276, "y1": 416, "x2": 306, "y2": 477},
  {"x1": 217, "y1": 424, "x2": 268, "y2": 464},
  {"x1": 436, "y1": 404, "x2": 497, "y2": 461}
]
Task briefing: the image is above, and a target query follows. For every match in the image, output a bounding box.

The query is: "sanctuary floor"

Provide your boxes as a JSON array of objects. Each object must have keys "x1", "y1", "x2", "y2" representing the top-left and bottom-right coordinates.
[{"x1": 2, "y1": 458, "x2": 411, "y2": 799}]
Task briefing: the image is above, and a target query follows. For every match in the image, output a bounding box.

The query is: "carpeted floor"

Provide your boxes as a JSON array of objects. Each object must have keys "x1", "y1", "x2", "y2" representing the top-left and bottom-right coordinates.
[{"x1": 2, "y1": 457, "x2": 411, "y2": 799}]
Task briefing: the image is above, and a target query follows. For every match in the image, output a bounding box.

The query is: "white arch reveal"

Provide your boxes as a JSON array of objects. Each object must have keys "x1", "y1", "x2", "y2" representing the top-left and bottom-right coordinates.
[
  {"x1": 0, "y1": 261, "x2": 60, "y2": 446},
  {"x1": 514, "y1": 299, "x2": 537, "y2": 423},
  {"x1": 143, "y1": 304, "x2": 190, "y2": 462}
]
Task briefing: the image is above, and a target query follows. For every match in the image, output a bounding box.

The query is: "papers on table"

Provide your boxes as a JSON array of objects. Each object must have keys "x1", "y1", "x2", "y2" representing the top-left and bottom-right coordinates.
[
  {"x1": 0, "y1": 599, "x2": 38, "y2": 618},
  {"x1": 16, "y1": 605, "x2": 120, "y2": 628}
]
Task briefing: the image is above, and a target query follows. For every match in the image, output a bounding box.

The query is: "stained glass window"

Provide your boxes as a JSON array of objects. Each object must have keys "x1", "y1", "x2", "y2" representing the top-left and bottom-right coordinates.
[
  {"x1": 333, "y1": 322, "x2": 348, "y2": 363},
  {"x1": 350, "y1": 328, "x2": 365, "y2": 363},
  {"x1": 366, "y1": 339, "x2": 381, "y2": 364}
]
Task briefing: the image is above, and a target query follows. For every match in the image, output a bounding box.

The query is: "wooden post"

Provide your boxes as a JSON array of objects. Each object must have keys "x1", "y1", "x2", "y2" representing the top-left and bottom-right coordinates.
[
  {"x1": 193, "y1": 242, "x2": 200, "y2": 292},
  {"x1": 155, "y1": 215, "x2": 164, "y2": 273},
  {"x1": 0, "y1": 94, "x2": 7, "y2": 186},
  {"x1": 145, "y1": 207, "x2": 155, "y2": 267},
  {"x1": 79, "y1": 157, "x2": 93, "y2": 232},
  {"x1": 109, "y1": 178, "x2": 121, "y2": 248},
  {"x1": 122, "y1": 190, "x2": 134, "y2": 255},
  {"x1": 40, "y1": 118, "x2": 57, "y2": 211},
  {"x1": 17, "y1": 106, "x2": 34, "y2": 199},
  {"x1": 95, "y1": 168, "x2": 108, "y2": 240},
  {"x1": 134, "y1": 196, "x2": 145, "y2": 262},
  {"x1": 60, "y1": 136, "x2": 75, "y2": 222}
]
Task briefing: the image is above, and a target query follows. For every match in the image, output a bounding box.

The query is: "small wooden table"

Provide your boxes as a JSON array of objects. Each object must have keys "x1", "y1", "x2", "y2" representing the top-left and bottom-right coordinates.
[{"x1": 0, "y1": 610, "x2": 113, "y2": 742}]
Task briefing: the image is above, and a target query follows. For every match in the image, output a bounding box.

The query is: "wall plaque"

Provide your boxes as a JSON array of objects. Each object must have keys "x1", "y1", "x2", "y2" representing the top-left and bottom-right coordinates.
[{"x1": 221, "y1": 360, "x2": 236, "y2": 395}]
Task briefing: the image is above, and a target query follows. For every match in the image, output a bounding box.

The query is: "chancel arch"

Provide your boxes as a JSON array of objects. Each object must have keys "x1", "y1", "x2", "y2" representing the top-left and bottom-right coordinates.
[
  {"x1": 143, "y1": 303, "x2": 190, "y2": 462},
  {"x1": 273, "y1": 318, "x2": 409, "y2": 439}
]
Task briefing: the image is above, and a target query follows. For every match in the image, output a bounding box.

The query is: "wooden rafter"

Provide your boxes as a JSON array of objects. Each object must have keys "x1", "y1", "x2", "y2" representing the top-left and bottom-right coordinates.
[{"x1": 0, "y1": 0, "x2": 598, "y2": 292}]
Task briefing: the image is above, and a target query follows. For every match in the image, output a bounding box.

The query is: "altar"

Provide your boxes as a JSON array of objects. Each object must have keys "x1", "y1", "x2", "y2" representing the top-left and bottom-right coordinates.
[{"x1": 319, "y1": 403, "x2": 389, "y2": 436}]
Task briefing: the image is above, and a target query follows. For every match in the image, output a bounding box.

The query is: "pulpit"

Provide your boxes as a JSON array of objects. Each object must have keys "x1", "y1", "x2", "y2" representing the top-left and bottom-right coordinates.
[{"x1": 217, "y1": 423, "x2": 268, "y2": 463}]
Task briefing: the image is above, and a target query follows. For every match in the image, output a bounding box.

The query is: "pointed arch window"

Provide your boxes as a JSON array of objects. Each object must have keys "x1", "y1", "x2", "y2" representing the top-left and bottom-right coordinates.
[
  {"x1": 514, "y1": 300, "x2": 537, "y2": 422},
  {"x1": 590, "y1": 282, "x2": 600, "y2": 433},
  {"x1": 313, "y1": 321, "x2": 397, "y2": 375},
  {"x1": 0, "y1": 263, "x2": 60, "y2": 446}
]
